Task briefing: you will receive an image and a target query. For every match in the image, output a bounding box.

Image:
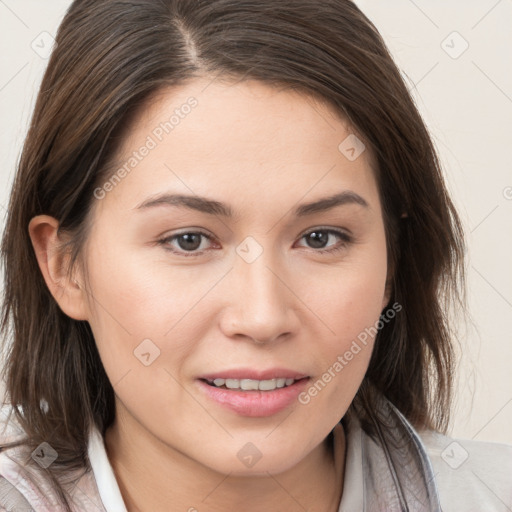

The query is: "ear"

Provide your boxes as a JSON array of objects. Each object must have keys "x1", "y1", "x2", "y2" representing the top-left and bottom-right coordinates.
[{"x1": 28, "y1": 215, "x2": 89, "y2": 321}]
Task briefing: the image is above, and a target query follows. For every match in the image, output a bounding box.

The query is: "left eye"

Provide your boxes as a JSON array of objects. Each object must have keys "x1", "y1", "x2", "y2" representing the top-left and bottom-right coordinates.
[
  {"x1": 296, "y1": 228, "x2": 352, "y2": 253},
  {"x1": 158, "y1": 228, "x2": 352, "y2": 257}
]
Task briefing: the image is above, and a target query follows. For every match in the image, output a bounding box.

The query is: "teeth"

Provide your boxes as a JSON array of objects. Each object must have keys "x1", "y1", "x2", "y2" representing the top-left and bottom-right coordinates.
[
  {"x1": 258, "y1": 379, "x2": 277, "y2": 391},
  {"x1": 240, "y1": 379, "x2": 260, "y2": 390},
  {"x1": 225, "y1": 379, "x2": 240, "y2": 389},
  {"x1": 209, "y1": 377, "x2": 298, "y2": 391}
]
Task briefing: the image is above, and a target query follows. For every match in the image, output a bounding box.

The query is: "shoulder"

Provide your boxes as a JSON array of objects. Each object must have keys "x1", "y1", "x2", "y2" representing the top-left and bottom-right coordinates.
[
  {"x1": 417, "y1": 428, "x2": 512, "y2": 511},
  {"x1": 0, "y1": 475, "x2": 33, "y2": 511},
  {"x1": 0, "y1": 405, "x2": 37, "y2": 510},
  {"x1": 0, "y1": 404, "x2": 104, "y2": 511}
]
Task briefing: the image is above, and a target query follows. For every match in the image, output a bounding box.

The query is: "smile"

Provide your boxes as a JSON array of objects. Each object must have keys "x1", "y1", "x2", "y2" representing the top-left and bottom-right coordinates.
[{"x1": 197, "y1": 377, "x2": 310, "y2": 417}]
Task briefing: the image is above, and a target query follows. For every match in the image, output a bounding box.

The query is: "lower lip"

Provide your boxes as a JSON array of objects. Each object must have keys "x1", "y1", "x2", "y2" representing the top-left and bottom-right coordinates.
[{"x1": 197, "y1": 378, "x2": 310, "y2": 417}]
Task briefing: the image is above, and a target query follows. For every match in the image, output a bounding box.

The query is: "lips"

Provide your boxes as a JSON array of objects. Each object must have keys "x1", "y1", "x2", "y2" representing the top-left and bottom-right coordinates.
[
  {"x1": 197, "y1": 379, "x2": 310, "y2": 417},
  {"x1": 196, "y1": 368, "x2": 310, "y2": 417}
]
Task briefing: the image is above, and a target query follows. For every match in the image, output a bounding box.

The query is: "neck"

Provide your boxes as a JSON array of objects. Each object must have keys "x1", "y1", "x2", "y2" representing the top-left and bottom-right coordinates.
[{"x1": 104, "y1": 412, "x2": 346, "y2": 512}]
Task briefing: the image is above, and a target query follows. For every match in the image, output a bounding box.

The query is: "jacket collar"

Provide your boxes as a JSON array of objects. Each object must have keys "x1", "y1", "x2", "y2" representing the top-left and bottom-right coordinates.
[{"x1": 339, "y1": 394, "x2": 442, "y2": 511}]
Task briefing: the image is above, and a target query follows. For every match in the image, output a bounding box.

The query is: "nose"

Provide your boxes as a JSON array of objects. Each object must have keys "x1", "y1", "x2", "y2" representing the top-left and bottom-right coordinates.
[{"x1": 219, "y1": 251, "x2": 299, "y2": 345}]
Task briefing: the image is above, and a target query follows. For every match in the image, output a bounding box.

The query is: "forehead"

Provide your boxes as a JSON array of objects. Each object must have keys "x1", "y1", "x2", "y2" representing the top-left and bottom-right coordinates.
[{"x1": 96, "y1": 77, "x2": 380, "y2": 216}]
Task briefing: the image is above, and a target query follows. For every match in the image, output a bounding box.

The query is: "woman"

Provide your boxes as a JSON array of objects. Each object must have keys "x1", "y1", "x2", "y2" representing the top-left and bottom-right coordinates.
[{"x1": 0, "y1": 0, "x2": 510, "y2": 510}]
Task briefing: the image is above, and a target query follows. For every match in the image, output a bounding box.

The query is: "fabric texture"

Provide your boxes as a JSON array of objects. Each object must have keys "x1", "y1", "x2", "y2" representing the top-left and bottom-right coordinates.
[{"x1": 0, "y1": 397, "x2": 511, "y2": 511}]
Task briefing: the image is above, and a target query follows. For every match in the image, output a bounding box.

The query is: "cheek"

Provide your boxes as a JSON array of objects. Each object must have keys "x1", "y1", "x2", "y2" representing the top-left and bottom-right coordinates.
[
  {"x1": 87, "y1": 232, "x2": 208, "y2": 324},
  {"x1": 298, "y1": 240, "x2": 389, "y2": 401},
  {"x1": 309, "y1": 241, "x2": 388, "y2": 343},
  {"x1": 290, "y1": 288, "x2": 389, "y2": 449},
  {"x1": 321, "y1": 278, "x2": 385, "y2": 373},
  {"x1": 82, "y1": 241, "x2": 209, "y2": 386}
]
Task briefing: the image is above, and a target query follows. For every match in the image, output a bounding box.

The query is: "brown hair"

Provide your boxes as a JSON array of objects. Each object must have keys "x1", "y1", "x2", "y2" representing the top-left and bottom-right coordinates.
[{"x1": 0, "y1": 0, "x2": 465, "y2": 508}]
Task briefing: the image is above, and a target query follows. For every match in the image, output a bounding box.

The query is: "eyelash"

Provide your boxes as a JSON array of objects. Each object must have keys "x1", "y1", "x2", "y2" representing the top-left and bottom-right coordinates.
[{"x1": 157, "y1": 228, "x2": 353, "y2": 258}]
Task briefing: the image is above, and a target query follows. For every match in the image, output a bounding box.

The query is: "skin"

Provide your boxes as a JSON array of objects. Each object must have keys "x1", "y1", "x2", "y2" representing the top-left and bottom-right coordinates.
[{"x1": 29, "y1": 77, "x2": 391, "y2": 511}]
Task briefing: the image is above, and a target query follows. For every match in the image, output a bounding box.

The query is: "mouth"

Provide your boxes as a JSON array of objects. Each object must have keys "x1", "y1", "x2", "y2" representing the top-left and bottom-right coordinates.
[{"x1": 196, "y1": 372, "x2": 310, "y2": 417}]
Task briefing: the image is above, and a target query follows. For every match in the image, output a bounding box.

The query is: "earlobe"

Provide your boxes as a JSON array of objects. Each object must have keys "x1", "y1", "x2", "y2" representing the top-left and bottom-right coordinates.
[{"x1": 28, "y1": 215, "x2": 89, "y2": 321}]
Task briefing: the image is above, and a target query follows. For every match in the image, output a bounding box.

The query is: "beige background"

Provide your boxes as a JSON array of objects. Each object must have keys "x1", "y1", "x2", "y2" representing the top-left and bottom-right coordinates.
[{"x1": 0, "y1": 1, "x2": 511, "y2": 445}]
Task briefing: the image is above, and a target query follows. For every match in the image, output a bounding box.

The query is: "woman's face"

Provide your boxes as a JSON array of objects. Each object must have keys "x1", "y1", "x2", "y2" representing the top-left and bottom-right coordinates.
[{"x1": 80, "y1": 77, "x2": 390, "y2": 474}]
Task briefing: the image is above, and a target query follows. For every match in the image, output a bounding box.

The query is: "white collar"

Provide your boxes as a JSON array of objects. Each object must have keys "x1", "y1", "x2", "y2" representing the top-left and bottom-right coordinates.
[{"x1": 87, "y1": 427, "x2": 128, "y2": 512}]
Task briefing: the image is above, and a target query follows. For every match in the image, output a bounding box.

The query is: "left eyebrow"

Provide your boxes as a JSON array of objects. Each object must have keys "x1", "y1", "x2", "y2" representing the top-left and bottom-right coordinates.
[
  {"x1": 294, "y1": 191, "x2": 369, "y2": 216},
  {"x1": 133, "y1": 190, "x2": 370, "y2": 217}
]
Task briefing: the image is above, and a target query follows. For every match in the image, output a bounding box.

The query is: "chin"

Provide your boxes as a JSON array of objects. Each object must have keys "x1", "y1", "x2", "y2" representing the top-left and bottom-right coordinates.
[{"x1": 192, "y1": 438, "x2": 309, "y2": 477}]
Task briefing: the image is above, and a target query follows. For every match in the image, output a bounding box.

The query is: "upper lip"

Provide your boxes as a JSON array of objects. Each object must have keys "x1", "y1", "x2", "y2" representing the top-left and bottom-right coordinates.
[{"x1": 199, "y1": 368, "x2": 309, "y2": 381}]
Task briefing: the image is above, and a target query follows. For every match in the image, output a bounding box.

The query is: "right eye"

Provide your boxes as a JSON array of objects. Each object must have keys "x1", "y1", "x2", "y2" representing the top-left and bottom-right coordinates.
[{"x1": 157, "y1": 230, "x2": 217, "y2": 257}]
